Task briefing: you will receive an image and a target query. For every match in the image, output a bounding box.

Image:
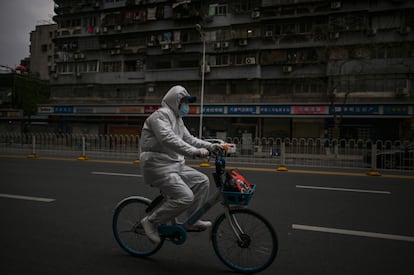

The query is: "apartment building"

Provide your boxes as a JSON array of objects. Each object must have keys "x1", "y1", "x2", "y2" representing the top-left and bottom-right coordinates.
[
  {"x1": 30, "y1": 24, "x2": 57, "y2": 80},
  {"x1": 42, "y1": 0, "x2": 414, "y2": 140}
]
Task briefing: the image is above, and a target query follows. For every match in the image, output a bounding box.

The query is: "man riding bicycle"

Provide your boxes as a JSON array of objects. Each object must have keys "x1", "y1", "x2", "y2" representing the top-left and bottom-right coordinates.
[{"x1": 139, "y1": 85, "x2": 221, "y2": 243}]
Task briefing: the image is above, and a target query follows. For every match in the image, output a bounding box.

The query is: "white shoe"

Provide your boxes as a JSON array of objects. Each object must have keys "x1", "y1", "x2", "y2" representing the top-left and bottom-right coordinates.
[
  {"x1": 141, "y1": 216, "x2": 161, "y2": 243},
  {"x1": 185, "y1": 220, "x2": 212, "y2": 232}
]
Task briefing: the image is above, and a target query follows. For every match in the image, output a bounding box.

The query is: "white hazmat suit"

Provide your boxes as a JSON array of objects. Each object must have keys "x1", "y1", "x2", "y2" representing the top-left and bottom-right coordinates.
[{"x1": 140, "y1": 85, "x2": 213, "y2": 227}]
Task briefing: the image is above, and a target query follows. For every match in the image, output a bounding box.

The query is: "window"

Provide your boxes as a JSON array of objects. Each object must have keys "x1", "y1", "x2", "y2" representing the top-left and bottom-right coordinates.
[
  {"x1": 209, "y1": 4, "x2": 228, "y2": 16},
  {"x1": 77, "y1": 61, "x2": 98, "y2": 73},
  {"x1": 124, "y1": 59, "x2": 144, "y2": 72},
  {"x1": 214, "y1": 54, "x2": 231, "y2": 66},
  {"x1": 102, "y1": 61, "x2": 121, "y2": 72},
  {"x1": 233, "y1": 1, "x2": 254, "y2": 13},
  {"x1": 57, "y1": 62, "x2": 76, "y2": 73}
]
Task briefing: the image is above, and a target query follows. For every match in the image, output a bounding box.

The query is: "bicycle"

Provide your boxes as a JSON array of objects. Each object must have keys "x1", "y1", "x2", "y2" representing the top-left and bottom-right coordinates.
[{"x1": 112, "y1": 149, "x2": 278, "y2": 273}]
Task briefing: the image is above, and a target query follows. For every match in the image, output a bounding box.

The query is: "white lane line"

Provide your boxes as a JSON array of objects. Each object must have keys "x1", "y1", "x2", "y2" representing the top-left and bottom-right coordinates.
[
  {"x1": 292, "y1": 224, "x2": 414, "y2": 243},
  {"x1": 296, "y1": 185, "x2": 391, "y2": 195},
  {"x1": 91, "y1": 171, "x2": 142, "y2": 177},
  {"x1": 0, "y1": 193, "x2": 55, "y2": 203}
]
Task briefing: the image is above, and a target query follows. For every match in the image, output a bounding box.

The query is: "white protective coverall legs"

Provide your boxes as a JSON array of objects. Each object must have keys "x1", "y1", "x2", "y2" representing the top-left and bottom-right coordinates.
[{"x1": 146, "y1": 165, "x2": 209, "y2": 225}]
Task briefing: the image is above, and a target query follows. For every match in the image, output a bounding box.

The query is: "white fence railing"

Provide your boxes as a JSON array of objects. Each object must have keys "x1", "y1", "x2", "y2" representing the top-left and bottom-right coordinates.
[{"x1": 0, "y1": 133, "x2": 413, "y2": 173}]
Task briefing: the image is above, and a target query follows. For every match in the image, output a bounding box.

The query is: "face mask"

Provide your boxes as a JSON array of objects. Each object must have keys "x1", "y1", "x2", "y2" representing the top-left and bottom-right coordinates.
[{"x1": 179, "y1": 103, "x2": 189, "y2": 117}]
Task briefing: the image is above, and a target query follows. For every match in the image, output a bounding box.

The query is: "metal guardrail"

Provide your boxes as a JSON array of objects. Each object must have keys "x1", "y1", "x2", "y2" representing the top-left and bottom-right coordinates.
[{"x1": 0, "y1": 133, "x2": 413, "y2": 174}]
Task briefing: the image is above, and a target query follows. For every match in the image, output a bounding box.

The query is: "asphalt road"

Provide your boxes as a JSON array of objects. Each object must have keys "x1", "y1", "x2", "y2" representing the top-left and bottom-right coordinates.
[{"x1": 1, "y1": 156, "x2": 413, "y2": 275}]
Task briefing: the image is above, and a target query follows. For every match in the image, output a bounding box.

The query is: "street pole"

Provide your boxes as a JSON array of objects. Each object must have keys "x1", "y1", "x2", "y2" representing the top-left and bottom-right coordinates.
[{"x1": 196, "y1": 24, "x2": 205, "y2": 139}]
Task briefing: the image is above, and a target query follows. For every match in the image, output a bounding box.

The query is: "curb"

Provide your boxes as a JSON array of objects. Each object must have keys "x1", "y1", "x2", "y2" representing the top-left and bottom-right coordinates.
[
  {"x1": 77, "y1": 155, "x2": 89, "y2": 161},
  {"x1": 366, "y1": 170, "x2": 381, "y2": 176},
  {"x1": 277, "y1": 165, "x2": 288, "y2": 172}
]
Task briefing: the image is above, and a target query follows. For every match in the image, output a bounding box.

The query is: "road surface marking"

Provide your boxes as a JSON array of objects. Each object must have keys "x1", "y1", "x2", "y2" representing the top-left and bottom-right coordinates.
[
  {"x1": 0, "y1": 193, "x2": 55, "y2": 203},
  {"x1": 91, "y1": 171, "x2": 142, "y2": 177},
  {"x1": 296, "y1": 185, "x2": 390, "y2": 195},
  {"x1": 292, "y1": 224, "x2": 414, "y2": 242}
]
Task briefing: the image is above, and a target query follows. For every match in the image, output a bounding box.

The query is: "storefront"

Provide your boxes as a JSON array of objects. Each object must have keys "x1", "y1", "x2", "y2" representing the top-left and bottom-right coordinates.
[{"x1": 32, "y1": 103, "x2": 413, "y2": 141}]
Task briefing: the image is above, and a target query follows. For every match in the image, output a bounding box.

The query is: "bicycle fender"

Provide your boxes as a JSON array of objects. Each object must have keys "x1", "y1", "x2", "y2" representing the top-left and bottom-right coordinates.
[{"x1": 114, "y1": 196, "x2": 152, "y2": 210}]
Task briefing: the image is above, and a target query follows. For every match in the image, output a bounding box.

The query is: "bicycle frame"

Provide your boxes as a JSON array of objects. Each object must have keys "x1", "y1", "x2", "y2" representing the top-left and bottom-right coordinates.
[{"x1": 184, "y1": 152, "x2": 247, "y2": 244}]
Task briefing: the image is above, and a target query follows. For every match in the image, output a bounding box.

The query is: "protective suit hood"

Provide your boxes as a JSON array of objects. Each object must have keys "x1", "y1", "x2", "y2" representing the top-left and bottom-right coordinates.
[{"x1": 161, "y1": 85, "x2": 191, "y2": 116}]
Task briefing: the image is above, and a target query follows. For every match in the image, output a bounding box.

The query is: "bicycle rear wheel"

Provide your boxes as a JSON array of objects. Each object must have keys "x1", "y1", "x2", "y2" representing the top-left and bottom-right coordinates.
[
  {"x1": 211, "y1": 208, "x2": 277, "y2": 273},
  {"x1": 112, "y1": 196, "x2": 163, "y2": 257}
]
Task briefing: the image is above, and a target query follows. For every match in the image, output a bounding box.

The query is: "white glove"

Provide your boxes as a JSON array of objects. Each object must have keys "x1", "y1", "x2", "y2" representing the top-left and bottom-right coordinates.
[
  {"x1": 194, "y1": 148, "x2": 209, "y2": 158},
  {"x1": 209, "y1": 143, "x2": 222, "y2": 152}
]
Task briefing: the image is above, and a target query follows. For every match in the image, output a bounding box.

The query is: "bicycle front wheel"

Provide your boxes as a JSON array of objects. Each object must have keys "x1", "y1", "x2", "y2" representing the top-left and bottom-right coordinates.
[
  {"x1": 112, "y1": 197, "x2": 163, "y2": 257},
  {"x1": 211, "y1": 208, "x2": 277, "y2": 273}
]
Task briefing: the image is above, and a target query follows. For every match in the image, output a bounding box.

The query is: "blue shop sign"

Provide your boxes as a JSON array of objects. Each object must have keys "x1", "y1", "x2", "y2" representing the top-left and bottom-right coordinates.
[
  {"x1": 228, "y1": 106, "x2": 256, "y2": 115},
  {"x1": 54, "y1": 106, "x2": 74, "y2": 113},
  {"x1": 260, "y1": 105, "x2": 291, "y2": 115},
  {"x1": 330, "y1": 105, "x2": 379, "y2": 115},
  {"x1": 203, "y1": 106, "x2": 224, "y2": 114}
]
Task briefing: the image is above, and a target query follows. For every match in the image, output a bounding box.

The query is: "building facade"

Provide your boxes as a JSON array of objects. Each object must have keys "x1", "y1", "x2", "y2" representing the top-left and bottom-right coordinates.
[
  {"x1": 30, "y1": 24, "x2": 58, "y2": 80},
  {"x1": 41, "y1": 0, "x2": 414, "y2": 140}
]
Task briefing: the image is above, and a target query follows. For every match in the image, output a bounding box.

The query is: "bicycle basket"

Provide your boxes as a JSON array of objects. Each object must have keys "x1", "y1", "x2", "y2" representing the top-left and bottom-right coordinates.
[{"x1": 221, "y1": 184, "x2": 255, "y2": 206}]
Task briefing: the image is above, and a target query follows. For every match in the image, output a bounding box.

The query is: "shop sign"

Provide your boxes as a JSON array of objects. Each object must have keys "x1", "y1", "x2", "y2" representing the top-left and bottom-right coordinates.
[
  {"x1": 75, "y1": 107, "x2": 95, "y2": 113},
  {"x1": 383, "y1": 105, "x2": 409, "y2": 115},
  {"x1": 203, "y1": 106, "x2": 224, "y2": 114},
  {"x1": 38, "y1": 106, "x2": 54, "y2": 113},
  {"x1": 54, "y1": 106, "x2": 74, "y2": 113},
  {"x1": 95, "y1": 107, "x2": 117, "y2": 114},
  {"x1": 260, "y1": 105, "x2": 291, "y2": 115},
  {"x1": 7, "y1": 111, "x2": 22, "y2": 118},
  {"x1": 144, "y1": 105, "x2": 159, "y2": 114},
  {"x1": 119, "y1": 106, "x2": 144, "y2": 113},
  {"x1": 331, "y1": 105, "x2": 379, "y2": 115},
  {"x1": 228, "y1": 106, "x2": 256, "y2": 115},
  {"x1": 293, "y1": 106, "x2": 327, "y2": 115},
  {"x1": 189, "y1": 105, "x2": 198, "y2": 114}
]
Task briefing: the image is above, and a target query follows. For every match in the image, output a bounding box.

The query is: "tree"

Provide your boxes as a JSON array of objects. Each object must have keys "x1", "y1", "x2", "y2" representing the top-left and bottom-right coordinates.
[{"x1": 13, "y1": 75, "x2": 50, "y2": 117}]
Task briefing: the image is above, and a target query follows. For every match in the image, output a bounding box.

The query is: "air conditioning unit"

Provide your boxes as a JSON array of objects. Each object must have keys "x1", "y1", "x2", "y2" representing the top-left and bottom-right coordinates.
[
  {"x1": 331, "y1": 1, "x2": 341, "y2": 9},
  {"x1": 214, "y1": 42, "x2": 221, "y2": 49},
  {"x1": 251, "y1": 11, "x2": 260, "y2": 19},
  {"x1": 283, "y1": 66, "x2": 293, "y2": 73},
  {"x1": 103, "y1": 27, "x2": 108, "y2": 33},
  {"x1": 116, "y1": 25, "x2": 122, "y2": 31},
  {"x1": 221, "y1": 41, "x2": 229, "y2": 48},
  {"x1": 201, "y1": 64, "x2": 210, "y2": 73},
  {"x1": 76, "y1": 72, "x2": 82, "y2": 78},
  {"x1": 239, "y1": 39, "x2": 248, "y2": 46},
  {"x1": 74, "y1": 53, "x2": 79, "y2": 59},
  {"x1": 161, "y1": 43, "x2": 170, "y2": 50},
  {"x1": 265, "y1": 31, "x2": 273, "y2": 38},
  {"x1": 245, "y1": 57, "x2": 256, "y2": 64}
]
